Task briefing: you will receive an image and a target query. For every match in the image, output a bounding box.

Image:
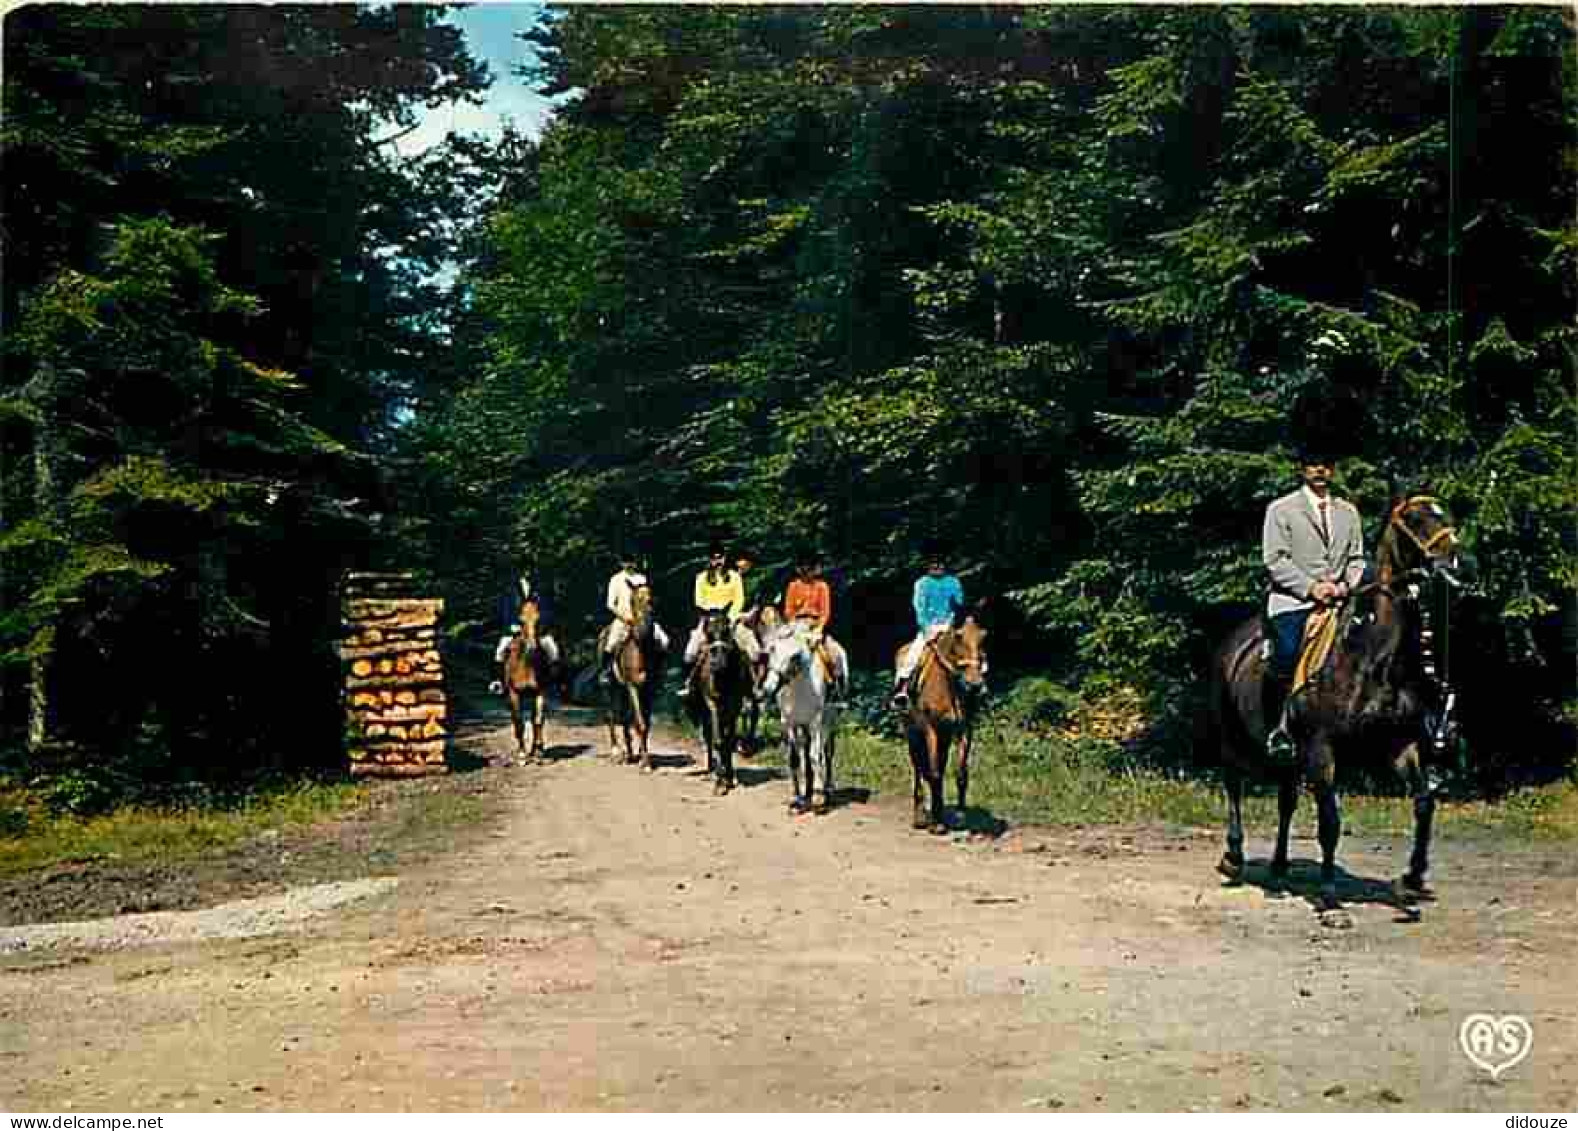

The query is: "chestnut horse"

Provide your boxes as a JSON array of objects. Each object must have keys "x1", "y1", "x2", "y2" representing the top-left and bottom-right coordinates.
[
  {"x1": 606, "y1": 584, "x2": 664, "y2": 769},
  {"x1": 688, "y1": 610, "x2": 752, "y2": 794},
  {"x1": 502, "y1": 599, "x2": 551, "y2": 763},
  {"x1": 1206, "y1": 494, "x2": 1467, "y2": 911},
  {"x1": 899, "y1": 617, "x2": 988, "y2": 832}
]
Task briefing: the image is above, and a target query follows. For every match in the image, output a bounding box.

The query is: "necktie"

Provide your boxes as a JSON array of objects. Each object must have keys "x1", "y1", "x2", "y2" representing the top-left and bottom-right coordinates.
[{"x1": 1318, "y1": 500, "x2": 1330, "y2": 543}]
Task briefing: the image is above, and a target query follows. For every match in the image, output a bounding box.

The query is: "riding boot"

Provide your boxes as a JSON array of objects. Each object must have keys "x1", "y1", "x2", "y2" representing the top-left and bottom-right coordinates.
[
  {"x1": 889, "y1": 677, "x2": 911, "y2": 711},
  {"x1": 597, "y1": 650, "x2": 614, "y2": 687},
  {"x1": 1263, "y1": 674, "x2": 1296, "y2": 763}
]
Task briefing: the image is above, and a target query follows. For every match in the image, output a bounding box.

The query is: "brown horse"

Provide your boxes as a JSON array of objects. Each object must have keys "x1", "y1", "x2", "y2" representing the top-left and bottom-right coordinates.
[
  {"x1": 899, "y1": 617, "x2": 988, "y2": 832},
  {"x1": 606, "y1": 584, "x2": 664, "y2": 769},
  {"x1": 501, "y1": 599, "x2": 551, "y2": 764},
  {"x1": 688, "y1": 610, "x2": 752, "y2": 794},
  {"x1": 1206, "y1": 494, "x2": 1467, "y2": 911}
]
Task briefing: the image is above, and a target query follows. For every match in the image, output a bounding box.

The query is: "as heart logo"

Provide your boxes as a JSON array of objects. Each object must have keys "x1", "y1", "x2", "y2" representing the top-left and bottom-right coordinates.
[{"x1": 1459, "y1": 1014, "x2": 1533, "y2": 1079}]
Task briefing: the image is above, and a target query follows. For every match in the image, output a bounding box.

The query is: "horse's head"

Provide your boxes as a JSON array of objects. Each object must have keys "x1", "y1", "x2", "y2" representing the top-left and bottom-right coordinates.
[
  {"x1": 758, "y1": 625, "x2": 809, "y2": 700},
  {"x1": 701, "y1": 610, "x2": 735, "y2": 675},
  {"x1": 940, "y1": 615, "x2": 989, "y2": 696},
  {"x1": 516, "y1": 599, "x2": 540, "y2": 641},
  {"x1": 1384, "y1": 495, "x2": 1469, "y2": 590},
  {"x1": 628, "y1": 583, "x2": 655, "y2": 641}
]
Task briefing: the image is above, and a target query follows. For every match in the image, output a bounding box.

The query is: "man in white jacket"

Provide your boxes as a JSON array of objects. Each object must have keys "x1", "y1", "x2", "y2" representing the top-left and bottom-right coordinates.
[
  {"x1": 1261, "y1": 448, "x2": 1367, "y2": 760},
  {"x1": 598, "y1": 550, "x2": 669, "y2": 685}
]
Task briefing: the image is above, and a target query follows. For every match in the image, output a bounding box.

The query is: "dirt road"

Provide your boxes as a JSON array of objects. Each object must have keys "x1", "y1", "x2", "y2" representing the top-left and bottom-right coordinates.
[{"x1": 4, "y1": 709, "x2": 1575, "y2": 1111}]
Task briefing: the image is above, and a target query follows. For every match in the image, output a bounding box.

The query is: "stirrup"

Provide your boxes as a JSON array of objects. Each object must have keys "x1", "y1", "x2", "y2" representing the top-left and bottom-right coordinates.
[{"x1": 1266, "y1": 725, "x2": 1297, "y2": 763}]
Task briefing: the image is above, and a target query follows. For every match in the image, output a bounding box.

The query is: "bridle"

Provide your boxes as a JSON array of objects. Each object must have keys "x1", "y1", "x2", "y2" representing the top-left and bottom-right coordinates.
[
  {"x1": 924, "y1": 627, "x2": 988, "y2": 701},
  {"x1": 1389, "y1": 494, "x2": 1459, "y2": 560},
  {"x1": 1376, "y1": 495, "x2": 1464, "y2": 774}
]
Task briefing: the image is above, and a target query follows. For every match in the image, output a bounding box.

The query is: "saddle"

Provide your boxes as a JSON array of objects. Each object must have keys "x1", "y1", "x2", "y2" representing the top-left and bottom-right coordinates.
[{"x1": 1256, "y1": 600, "x2": 1348, "y2": 696}]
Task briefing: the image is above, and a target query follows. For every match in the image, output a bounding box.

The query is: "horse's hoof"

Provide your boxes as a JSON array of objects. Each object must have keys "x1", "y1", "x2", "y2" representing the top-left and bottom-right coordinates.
[
  {"x1": 928, "y1": 820, "x2": 948, "y2": 836},
  {"x1": 1319, "y1": 885, "x2": 1341, "y2": 913},
  {"x1": 912, "y1": 809, "x2": 930, "y2": 830},
  {"x1": 1396, "y1": 874, "x2": 1436, "y2": 903},
  {"x1": 1216, "y1": 854, "x2": 1245, "y2": 883},
  {"x1": 714, "y1": 779, "x2": 732, "y2": 796},
  {"x1": 811, "y1": 790, "x2": 828, "y2": 814}
]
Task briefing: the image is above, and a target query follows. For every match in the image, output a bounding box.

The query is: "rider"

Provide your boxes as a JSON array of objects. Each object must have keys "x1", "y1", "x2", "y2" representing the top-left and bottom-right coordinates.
[
  {"x1": 890, "y1": 550, "x2": 966, "y2": 710},
  {"x1": 679, "y1": 540, "x2": 761, "y2": 700},
  {"x1": 1262, "y1": 443, "x2": 1367, "y2": 761},
  {"x1": 783, "y1": 551, "x2": 849, "y2": 703},
  {"x1": 491, "y1": 566, "x2": 560, "y2": 693},
  {"x1": 598, "y1": 549, "x2": 669, "y2": 686}
]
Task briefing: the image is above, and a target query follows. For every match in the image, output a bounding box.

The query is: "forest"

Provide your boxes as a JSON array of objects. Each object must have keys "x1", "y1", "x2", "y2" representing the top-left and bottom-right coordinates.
[{"x1": 2, "y1": 4, "x2": 1573, "y2": 811}]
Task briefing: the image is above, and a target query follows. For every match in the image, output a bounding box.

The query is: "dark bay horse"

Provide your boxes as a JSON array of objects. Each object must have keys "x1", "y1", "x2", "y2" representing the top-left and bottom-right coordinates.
[
  {"x1": 606, "y1": 585, "x2": 664, "y2": 769},
  {"x1": 1206, "y1": 494, "x2": 1467, "y2": 911},
  {"x1": 899, "y1": 617, "x2": 988, "y2": 832},
  {"x1": 688, "y1": 610, "x2": 752, "y2": 794},
  {"x1": 502, "y1": 599, "x2": 551, "y2": 763}
]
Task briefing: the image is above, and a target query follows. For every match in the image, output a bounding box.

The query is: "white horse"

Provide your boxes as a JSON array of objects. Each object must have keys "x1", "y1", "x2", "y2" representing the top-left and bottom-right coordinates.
[{"x1": 759, "y1": 624, "x2": 840, "y2": 814}]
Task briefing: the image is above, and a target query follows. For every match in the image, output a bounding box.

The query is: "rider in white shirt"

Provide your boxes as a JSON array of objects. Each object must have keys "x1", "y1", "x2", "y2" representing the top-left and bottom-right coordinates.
[{"x1": 599, "y1": 550, "x2": 669, "y2": 684}]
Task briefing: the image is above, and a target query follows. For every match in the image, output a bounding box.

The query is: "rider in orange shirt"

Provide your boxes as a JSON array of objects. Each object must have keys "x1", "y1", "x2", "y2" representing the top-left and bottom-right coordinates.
[{"x1": 783, "y1": 552, "x2": 848, "y2": 704}]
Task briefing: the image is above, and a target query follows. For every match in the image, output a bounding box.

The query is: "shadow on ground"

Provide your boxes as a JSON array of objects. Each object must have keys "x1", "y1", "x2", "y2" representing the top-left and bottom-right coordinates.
[{"x1": 1229, "y1": 855, "x2": 1425, "y2": 921}]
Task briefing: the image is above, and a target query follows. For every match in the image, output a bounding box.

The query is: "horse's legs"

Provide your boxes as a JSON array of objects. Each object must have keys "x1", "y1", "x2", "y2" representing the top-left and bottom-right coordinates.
[
  {"x1": 717, "y1": 699, "x2": 736, "y2": 793},
  {"x1": 632, "y1": 684, "x2": 651, "y2": 770},
  {"x1": 605, "y1": 684, "x2": 623, "y2": 759},
  {"x1": 701, "y1": 698, "x2": 718, "y2": 777},
  {"x1": 1271, "y1": 772, "x2": 1299, "y2": 879},
  {"x1": 809, "y1": 717, "x2": 827, "y2": 814},
  {"x1": 531, "y1": 691, "x2": 546, "y2": 759},
  {"x1": 1218, "y1": 765, "x2": 1246, "y2": 881},
  {"x1": 955, "y1": 727, "x2": 972, "y2": 813},
  {"x1": 1306, "y1": 750, "x2": 1344, "y2": 908},
  {"x1": 1393, "y1": 742, "x2": 1436, "y2": 897},
  {"x1": 908, "y1": 729, "x2": 927, "y2": 829},
  {"x1": 788, "y1": 726, "x2": 806, "y2": 811},
  {"x1": 821, "y1": 708, "x2": 836, "y2": 804},
  {"x1": 507, "y1": 688, "x2": 526, "y2": 760},
  {"x1": 925, "y1": 726, "x2": 947, "y2": 833}
]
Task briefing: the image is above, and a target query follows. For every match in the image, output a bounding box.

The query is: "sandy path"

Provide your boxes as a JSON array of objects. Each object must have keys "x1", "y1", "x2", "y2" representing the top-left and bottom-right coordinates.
[{"x1": 3, "y1": 710, "x2": 1575, "y2": 1111}]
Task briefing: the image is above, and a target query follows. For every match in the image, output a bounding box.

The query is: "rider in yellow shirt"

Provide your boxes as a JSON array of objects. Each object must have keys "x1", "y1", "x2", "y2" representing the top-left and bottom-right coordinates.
[{"x1": 679, "y1": 541, "x2": 761, "y2": 700}]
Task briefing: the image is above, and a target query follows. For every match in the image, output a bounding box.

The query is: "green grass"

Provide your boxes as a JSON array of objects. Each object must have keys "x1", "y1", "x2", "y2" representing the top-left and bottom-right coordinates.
[
  {"x1": 751, "y1": 707, "x2": 1578, "y2": 841},
  {"x1": 0, "y1": 779, "x2": 370, "y2": 878}
]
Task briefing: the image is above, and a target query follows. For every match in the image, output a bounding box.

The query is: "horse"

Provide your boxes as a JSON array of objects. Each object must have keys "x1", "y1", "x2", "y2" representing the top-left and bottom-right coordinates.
[
  {"x1": 899, "y1": 616, "x2": 989, "y2": 832},
  {"x1": 501, "y1": 599, "x2": 551, "y2": 764},
  {"x1": 606, "y1": 584, "x2": 664, "y2": 769},
  {"x1": 759, "y1": 623, "x2": 838, "y2": 814},
  {"x1": 738, "y1": 604, "x2": 781, "y2": 753},
  {"x1": 688, "y1": 609, "x2": 752, "y2": 794},
  {"x1": 1205, "y1": 494, "x2": 1468, "y2": 911}
]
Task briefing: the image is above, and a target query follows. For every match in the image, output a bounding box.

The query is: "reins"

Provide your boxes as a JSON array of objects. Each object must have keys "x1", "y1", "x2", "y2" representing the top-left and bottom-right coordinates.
[{"x1": 1389, "y1": 495, "x2": 1458, "y2": 558}]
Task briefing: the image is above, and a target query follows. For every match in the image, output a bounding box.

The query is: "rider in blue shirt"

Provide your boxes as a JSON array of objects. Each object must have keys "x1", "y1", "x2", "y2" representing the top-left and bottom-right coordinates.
[{"x1": 890, "y1": 552, "x2": 965, "y2": 709}]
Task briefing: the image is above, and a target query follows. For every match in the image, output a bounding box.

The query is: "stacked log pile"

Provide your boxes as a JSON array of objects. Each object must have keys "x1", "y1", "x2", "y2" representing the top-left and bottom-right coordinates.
[{"x1": 340, "y1": 572, "x2": 449, "y2": 776}]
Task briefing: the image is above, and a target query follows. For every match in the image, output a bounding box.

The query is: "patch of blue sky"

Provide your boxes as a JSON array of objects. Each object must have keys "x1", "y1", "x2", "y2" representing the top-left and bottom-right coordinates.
[{"x1": 394, "y1": 2, "x2": 562, "y2": 157}]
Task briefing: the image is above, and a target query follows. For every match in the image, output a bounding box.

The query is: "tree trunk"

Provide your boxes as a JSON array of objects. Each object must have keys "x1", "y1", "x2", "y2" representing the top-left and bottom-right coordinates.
[{"x1": 26, "y1": 362, "x2": 65, "y2": 753}]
